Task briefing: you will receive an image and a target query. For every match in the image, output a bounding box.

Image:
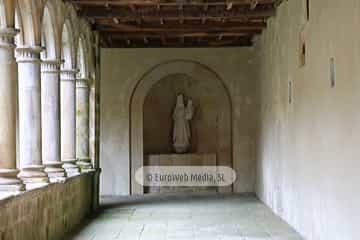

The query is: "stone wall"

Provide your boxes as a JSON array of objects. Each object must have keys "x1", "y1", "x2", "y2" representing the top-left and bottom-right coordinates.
[
  {"x1": 0, "y1": 173, "x2": 94, "y2": 240},
  {"x1": 254, "y1": 0, "x2": 360, "y2": 239},
  {"x1": 100, "y1": 48, "x2": 257, "y2": 195},
  {"x1": 143, "y1": 73, "x2": 230, "y2": 156}
]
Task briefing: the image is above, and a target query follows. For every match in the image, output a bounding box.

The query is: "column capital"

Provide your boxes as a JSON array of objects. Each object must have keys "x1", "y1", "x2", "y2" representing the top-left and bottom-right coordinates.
[
  {"x1": 60, "y1": 69, "x2": 79, "y2": 81},
  {"x1": 16, "y1": 46, "x2": 44, "y2": 63},
  {"x1": 76, "y1": 78, "x2": 89, "y2": 88},
  {"x1": 0, "y1": 28, "x2": 19, "y2": 49},
  {"x1": 41, "y1": 59, "x2": 63, "y2": 73}
]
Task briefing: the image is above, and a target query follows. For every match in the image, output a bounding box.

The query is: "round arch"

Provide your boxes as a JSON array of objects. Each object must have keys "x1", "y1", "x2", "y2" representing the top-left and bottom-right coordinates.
[{"x1": 130, "y1": 60, "x2": 232, "y2": 195}]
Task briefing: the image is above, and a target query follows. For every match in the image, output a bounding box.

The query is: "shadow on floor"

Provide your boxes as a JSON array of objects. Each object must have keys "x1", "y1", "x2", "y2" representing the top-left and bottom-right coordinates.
[
  {"x1": 65, "y1": 192, "x2": 304, "y2": 240},
  {"x1": 101, "y1": 192, "x2": 256, "y2": 209}
]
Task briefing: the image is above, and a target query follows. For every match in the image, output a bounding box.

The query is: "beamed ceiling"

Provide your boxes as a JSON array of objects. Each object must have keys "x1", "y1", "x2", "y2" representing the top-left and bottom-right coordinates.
[{"x1": 68, "y1": 0, "x2": 283, "y2": 48}]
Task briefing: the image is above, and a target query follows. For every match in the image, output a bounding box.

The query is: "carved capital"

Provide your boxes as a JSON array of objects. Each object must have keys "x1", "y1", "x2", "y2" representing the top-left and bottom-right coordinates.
[
  {"x1": 0, "y1": 28, "x2": 19, "y2": 49},
  {"x1": 76, "y1": 78, "x2": 89, "y2": 88},
  {"x1": 15, "y1": 46, "x2": 43, "y2": 63},
  {"x1": 41, "y1": 59, "x2": 63, "y2": 73},
  {"x1": 60, "y1": 69, "x2": 79, "y2": 81}
]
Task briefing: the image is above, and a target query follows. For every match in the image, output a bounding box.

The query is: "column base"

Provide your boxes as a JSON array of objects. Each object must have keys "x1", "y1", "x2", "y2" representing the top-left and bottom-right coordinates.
[
  {"x1": 62, "y1": 158, "x2": 80, "y2": 177},
  {"x1": 0, "y1": 169, "x2": 25, "y2": 191},
  {"x1": 44, "y1": 161, "x2": 66, "y2": 183},
  {"x1": 76, "y1": 157, "x2": 93, "y2": 173},
  {"x1": 17, "y1": 165, "x2": 49, "y2": 190}
]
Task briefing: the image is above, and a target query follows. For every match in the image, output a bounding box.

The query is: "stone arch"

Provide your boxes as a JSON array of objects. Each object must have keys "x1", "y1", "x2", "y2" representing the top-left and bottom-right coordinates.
[
  {"x1": 62, "y1": 2, "x2": 78, "y2": 43},
  {"x1": 41, "y1": 2, "x2": 58, "y2": 59},
  {"x1": 16, "y1": 0, "x2": 41, "y2": 46},
  {"x1": 86, "y1": 32, "x2": 96, "y2": 85},
  {"x1": 77, "y1": 36, "x2": 87, "y2": 78},
  {"x1": 87, "y1": 32, "x2": 98, "y2": 172},
  {"x1": 76, "y1": 17, "x2": 96, "y2": 84},
  {"x1": 0, "y1": 0, "x2": 7, "y2": 28},
  {"x1": 14, "y1": 7, "x2": 24, "y2": 46},
  {"x1": 130, "y1": 60, "x2": 232, "y2": 194},
  {"x1": 61, "y1": 19, "x2": 75, "y2": 69}
]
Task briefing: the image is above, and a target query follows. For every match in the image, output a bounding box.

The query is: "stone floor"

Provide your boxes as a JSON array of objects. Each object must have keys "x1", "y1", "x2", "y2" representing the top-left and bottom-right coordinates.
[{"x1": 66, "y1": 193, "x2": 304, "y2": 240}]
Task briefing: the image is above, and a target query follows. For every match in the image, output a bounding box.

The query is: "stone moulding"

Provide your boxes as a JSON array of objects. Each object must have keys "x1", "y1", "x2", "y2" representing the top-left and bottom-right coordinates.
[
  {"x1": 0, "y1": 28, "x2": 19, "y2": 49},
  {"x1": 41, "y1": 59, "x2": 63, "y2": 73},
  {"x1": 15, "y1": 46, "x2": 44, "y2": 63},
  {"x1": 76, "y1": 78, "x2": 89, "y2": 88},
  {"x1": 0, "y1": 169, "x2": 25, "y2": 192},
  {"x1": 76, "y1": 157, "x2": 93, "y2": 172},
  {"x1": 60, "y1": 69, "x2": 79, "y2": 81}
]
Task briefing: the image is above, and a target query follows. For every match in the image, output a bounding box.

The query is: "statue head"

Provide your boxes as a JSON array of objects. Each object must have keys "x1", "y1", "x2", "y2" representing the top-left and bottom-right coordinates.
[{"x1": 176, "y1": 94, "x2": 185, "y2": 107}]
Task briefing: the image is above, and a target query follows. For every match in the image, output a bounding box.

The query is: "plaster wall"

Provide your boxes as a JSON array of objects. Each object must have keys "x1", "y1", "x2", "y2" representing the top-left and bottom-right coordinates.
[
  {"x1": 254, "y1": 0, "x2": 360, "y2": 239},
  {"x1": 100, "y1": 48, "x2": 257, "y2": 196}
]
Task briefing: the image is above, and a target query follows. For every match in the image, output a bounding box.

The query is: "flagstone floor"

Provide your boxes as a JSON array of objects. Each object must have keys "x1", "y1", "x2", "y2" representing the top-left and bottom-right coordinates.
[{"x1": 66, "y1": 193, "x2": 304, "y2": 240}]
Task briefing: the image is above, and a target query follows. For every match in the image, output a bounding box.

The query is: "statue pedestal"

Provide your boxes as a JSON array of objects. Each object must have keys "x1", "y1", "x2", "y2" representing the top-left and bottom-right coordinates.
[
  {"x1": 145, "y1": 153, "x2": 216, "y2": 193},
  {"x1": 146, "y1": 153, "x2": 216, "y2": 166}
]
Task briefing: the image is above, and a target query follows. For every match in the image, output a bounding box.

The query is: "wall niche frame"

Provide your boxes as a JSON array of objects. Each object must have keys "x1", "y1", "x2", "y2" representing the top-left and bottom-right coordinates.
[{"x1": 129, "y1": 60, "x2": 233, "y2": 195}]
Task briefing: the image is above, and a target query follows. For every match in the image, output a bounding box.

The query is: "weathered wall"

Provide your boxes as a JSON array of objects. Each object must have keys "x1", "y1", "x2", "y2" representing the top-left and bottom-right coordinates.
[
  {"x1": 143, "y1": 72, "x2": 232, "y2": 194},
  {"x1": 254, "y1": 0, "x2": 360, "y2": 239},
  {"x1": 100, "y1": 48, "x2": 257, "y2": 196},
  {"x1": 144, "y1": 73, "x2": 230, "y2": 156},
  {"x1": 0, "y1": 174, "x2": 94, "y2": 240}
]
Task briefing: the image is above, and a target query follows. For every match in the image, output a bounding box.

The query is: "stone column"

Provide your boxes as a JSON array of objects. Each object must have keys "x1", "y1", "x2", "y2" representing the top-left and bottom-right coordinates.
[
  {"x1": 76, "y1": 78, "x2": 93, "y2": 171},
  {"x1": 61, "y1": 69, "x2": 80, "y2": 176},
  {"x1": 41, "y1": 60, "x2": 66, "y2": 182},
  {"x1": 0, "y1": 28, "x2": 24, "y2": 191},
  {"x1": 16, "y1": 46, "x2": 49, "y2": 189}
]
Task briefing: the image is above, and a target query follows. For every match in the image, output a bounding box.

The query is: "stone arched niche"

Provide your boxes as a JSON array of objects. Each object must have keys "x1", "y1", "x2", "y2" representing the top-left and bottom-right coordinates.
[{"x1": 130, "y1": 60, "x2": 232, "y2": 195}]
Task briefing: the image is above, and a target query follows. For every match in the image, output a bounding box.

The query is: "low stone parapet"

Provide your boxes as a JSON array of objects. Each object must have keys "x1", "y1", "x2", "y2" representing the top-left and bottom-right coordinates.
[{"x1": 0, "y1": 172, "x2": 95, "y2": 240}]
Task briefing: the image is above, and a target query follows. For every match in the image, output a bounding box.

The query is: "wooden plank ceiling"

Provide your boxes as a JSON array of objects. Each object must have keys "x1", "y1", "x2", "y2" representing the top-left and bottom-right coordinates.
[{"x1": 68, "y1": 0, "x2": 280, "y2": 48}]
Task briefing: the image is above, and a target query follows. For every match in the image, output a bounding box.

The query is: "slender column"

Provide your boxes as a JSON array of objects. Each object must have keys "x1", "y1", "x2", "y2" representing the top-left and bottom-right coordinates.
[
  {"x1": 61, "y1": 69, "x2": 80, "y2": 176},
  {"x1": 16, "y1": 46, "x2": 49, "y2": 189},
  {"x1": 0, "y1": 28, "x2": 24, "y2": 191},
  {"x1": 76, "y1": 78, "x2": 93, "y2": 171},
  {"x1": 41, "y1": 60, "x2": 66, "y2": 182}
]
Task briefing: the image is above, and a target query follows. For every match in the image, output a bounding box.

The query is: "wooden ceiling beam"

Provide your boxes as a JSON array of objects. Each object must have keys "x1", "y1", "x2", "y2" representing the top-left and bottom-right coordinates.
[
  {"x1": 128, "y1": 4, "x2": 137, "y2": 12},
  {"x1": 79, "y1": 7, "x2": 275, "y2": 20},
  {"x1": 97, "y1": 27, "x2": 262, "y2": 36},
  {"x1": 94, "y1": 20, "x2": 266, "y2": 30},
  {"x1": 69, "y1": 0, "x2": 281, "y2": 47},
  {"x1": 201, "y1": 14, "x2": 207, "y2": 24},
  {"x1": 100, "y1": 31, "x2": 254, "y2": 38},
  {"x1": 89, "y1": 15, "x2": 270, "y2": 23},
  {"x1": 69, "y1": 0, "x2": 275, "y2": 7},
  {"x1": 91, "y1": 16, "x2": 267, "y2": 24},
  {"x1": 161, "y1": 36, "x2": 167, "y2": 45},
  {"x1": 102, "y1": 37, "x2": 253, "y2": 48}
]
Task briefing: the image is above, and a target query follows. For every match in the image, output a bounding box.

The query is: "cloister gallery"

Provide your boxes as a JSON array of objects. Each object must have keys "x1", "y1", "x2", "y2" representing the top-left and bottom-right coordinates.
[{"x1": 0, "y1": 0, "x2": 358, "y2": 240}]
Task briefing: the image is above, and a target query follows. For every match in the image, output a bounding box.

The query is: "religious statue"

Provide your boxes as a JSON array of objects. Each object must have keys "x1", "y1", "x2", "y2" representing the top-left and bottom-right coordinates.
[{"x1": 173, "y1": 94, "x2": 194, "y2": 153}]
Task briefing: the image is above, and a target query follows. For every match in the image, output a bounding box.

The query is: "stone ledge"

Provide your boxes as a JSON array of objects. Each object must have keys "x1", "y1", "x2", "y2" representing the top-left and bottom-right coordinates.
[
  {"x1": 0, "y1": 171, "x2": 95, "y2": 203},
  {"x1": 0, "y1": 170, "x2": 95, "y2": 240}
]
